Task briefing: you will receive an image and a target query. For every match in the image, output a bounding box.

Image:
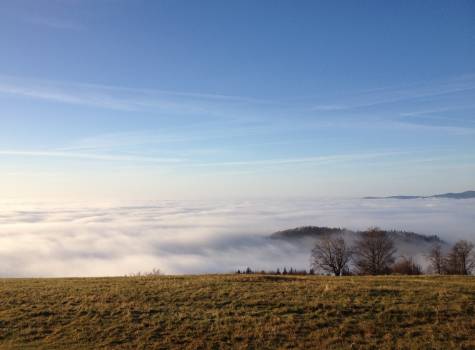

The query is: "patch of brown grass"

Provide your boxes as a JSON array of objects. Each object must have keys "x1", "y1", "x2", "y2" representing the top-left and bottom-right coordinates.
[{"x1": 0, "y1": 275, "x2": 473, "y2": 349}]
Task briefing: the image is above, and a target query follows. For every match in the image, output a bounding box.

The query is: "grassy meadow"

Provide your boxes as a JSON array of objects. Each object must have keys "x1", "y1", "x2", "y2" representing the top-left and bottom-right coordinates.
[{"x1": 0, "y1": 275, "x2": 474, "y2": 349}]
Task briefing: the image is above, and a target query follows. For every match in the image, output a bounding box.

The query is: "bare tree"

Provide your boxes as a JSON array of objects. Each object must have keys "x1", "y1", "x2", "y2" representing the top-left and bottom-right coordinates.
[
  {"x1": 445, "y1": 240, "x2": 475, "y2": 275},
  {"x1": 391, "y1": 256, "x2": 422, "y2": 275},
  {"x1": 427, "y1": 243, "x2": 445, "y2": 274},
  {"x1": 353, "y1": 227, "x2": 396, "y2": 275},
  {"x1": 311, "y1": 235, "x2": 352, "y2": 276}
]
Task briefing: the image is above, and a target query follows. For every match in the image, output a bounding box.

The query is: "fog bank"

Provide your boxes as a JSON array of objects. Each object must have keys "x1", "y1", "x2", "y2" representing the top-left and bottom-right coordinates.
[{"x1": 0, "y1": 198, "x2": 474, "y2": 277}]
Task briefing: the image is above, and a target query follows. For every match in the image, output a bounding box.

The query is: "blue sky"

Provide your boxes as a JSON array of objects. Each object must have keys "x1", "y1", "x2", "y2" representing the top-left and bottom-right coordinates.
[{"x1": 0, "y1": 0, "x2": 474, "y2": 200}]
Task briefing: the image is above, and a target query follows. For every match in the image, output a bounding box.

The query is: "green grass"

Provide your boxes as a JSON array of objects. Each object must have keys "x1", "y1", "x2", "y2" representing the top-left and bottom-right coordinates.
[{"x1": 0, "y1": 275, "x2": 474, "y2": 349}]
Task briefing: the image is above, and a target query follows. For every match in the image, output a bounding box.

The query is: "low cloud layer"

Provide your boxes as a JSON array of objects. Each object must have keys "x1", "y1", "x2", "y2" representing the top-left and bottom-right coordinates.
[{"x1": 0, "y1": 198, "x2": 474, "y2": 277}]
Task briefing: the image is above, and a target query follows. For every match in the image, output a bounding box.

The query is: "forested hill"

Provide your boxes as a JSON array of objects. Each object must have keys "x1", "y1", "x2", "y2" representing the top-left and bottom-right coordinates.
[{"x1": 271, "y1": 226, "x2": 444, "y2": 245}]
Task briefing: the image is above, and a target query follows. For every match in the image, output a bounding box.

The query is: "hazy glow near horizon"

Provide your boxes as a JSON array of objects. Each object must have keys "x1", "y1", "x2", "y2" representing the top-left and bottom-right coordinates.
[{"x1": 0, "y1": 1, "x2": 474, "y2": 200}]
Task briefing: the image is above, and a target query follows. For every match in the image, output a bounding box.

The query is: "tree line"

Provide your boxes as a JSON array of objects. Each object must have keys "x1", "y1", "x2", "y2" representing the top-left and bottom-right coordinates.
[
  {"x1": 236, "y1": 227, "x2": 475, "y2": 276},
  {"x1": 311, "y1": 227, "x2": 474, "y2": 276}
]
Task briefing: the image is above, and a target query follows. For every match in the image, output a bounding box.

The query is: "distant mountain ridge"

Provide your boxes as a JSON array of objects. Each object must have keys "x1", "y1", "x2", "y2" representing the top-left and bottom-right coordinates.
[{"x1": 363, "y1": 190, "x2": 475, "y2": 200}]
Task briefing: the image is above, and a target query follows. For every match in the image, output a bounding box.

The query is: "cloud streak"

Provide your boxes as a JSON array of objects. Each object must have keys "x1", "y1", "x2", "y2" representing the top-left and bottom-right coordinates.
[
  {"x1": 0, "y1": 150, "x2": 184, "y2": 163},
  {"x1": 0, "y1": 76, "x2": 272, "y2": 113},
  {"x1": 1, "y1": 74, "x2": 474, "y2": 147},
  {"x1": 2, "y1": 74, "x2": 474, "y2": 121},
  {"x1": 192, "y1": 151, "x2": 408, "y2": 167},
  {"x1": 307, "y1": 74, "x2": 475, "y2": 111},
  {"x1": 0, "y1": 148, "x2": 411, "y2": 169}
]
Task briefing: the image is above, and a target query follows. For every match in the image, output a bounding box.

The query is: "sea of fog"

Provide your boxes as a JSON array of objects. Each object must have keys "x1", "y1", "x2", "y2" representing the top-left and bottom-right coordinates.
[{"x1": 0, "y1": 198, "x2": 474, "y2": 277}]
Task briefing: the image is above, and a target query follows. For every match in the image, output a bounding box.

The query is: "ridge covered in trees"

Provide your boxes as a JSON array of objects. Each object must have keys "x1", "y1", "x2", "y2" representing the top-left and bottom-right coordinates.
[
  {"x1": 271, "y1": 226, "x2": 443, "y2": 244},
  {"x1": 249, "y1": 226, "x2": 475, "y2": 276}
]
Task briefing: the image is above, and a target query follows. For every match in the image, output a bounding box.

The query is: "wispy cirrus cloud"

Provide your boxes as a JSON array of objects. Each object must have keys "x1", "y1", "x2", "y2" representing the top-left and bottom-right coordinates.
[
  {"x1": 193, "y1": 151, "x2": 408, "y2": 167},
  {"x1": 0, "y1": 81, "x2": 137, "y2": 111},
  {"x1": 307, "y1": 74, "x2": 475, "y2": 111},
  {"x1": 1, "y1": 74, "x2": 474, "y2": 140},
  {"x1": 399, "y1": 105, "x2": 475, "y2": 117},
  {"x1": 0, "y1": 150, "x2": 184, "y2": 163},
  {"x1": 390, "y1": 122, "x2": 475, "y2": 135},
  {"x1": 0, "y1": 148, "x2": 406, "y2": 169},
  {"x1": 0, "y1": 76, "x2": 272, "y2": 113},
  {"x1": 3, "y1": 74, "x2": 474, "y2": 113},
  {"x1": 1, "y1": 74, "x2": 474, "y2": 129}
]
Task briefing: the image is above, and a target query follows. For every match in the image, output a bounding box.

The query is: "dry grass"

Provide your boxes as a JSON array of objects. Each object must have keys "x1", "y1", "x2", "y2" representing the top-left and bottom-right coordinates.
[{"x1": 0, "y1": 275, "x2": 474, "y2": 349}]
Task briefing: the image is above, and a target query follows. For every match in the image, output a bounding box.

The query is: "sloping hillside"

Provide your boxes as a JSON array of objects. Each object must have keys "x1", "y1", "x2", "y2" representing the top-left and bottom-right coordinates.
[{"x1": 0, "y1": 275, "x2": 474, "y2": 349}]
